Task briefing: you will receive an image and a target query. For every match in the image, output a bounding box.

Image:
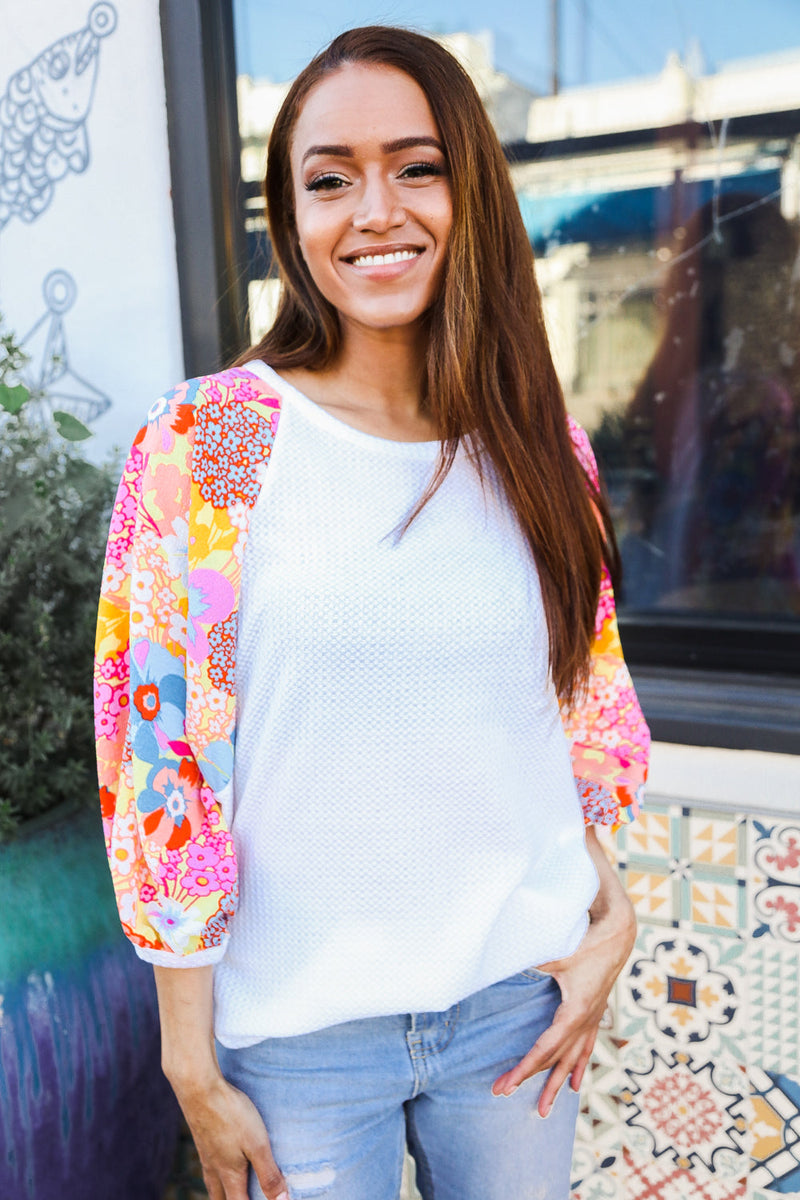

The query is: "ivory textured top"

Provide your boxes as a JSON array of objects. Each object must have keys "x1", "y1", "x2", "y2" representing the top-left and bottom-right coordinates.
[
  {"x1": 94, "y1": 364, "x2": 649, "y2": 997},
  {"x1": 216, "y1": 367, "x2": 594, "y2": 1041}
]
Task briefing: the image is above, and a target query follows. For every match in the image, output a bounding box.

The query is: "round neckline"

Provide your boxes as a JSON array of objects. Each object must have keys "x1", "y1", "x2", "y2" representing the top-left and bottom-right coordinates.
[{"x1": 245, "y1": 359, "x2": 441, "y2": 458}]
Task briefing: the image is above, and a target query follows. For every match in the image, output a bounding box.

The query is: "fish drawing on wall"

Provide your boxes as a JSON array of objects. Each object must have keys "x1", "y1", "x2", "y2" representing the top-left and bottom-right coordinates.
[
  {"x1": 19, "y1": 269, "x2": 112, "y2": 424},
  {"x1": 0, "y1": 3, "x2": 117, "y2": 232}
]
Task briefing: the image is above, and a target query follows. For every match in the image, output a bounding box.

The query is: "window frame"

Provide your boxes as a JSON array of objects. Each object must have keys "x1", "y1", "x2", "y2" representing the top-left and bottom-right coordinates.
[{"x1": 159, "y1": 0, "x2": 250, "y2": 376}]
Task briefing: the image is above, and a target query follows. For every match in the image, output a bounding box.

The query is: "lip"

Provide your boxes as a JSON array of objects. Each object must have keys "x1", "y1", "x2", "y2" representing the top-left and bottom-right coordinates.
[
  {"x1": 341, "y1": 242, "x2": 426, "y2": 263},
  {"x1": 341, "y1": 243, "x2": 427, "y2": 282}
]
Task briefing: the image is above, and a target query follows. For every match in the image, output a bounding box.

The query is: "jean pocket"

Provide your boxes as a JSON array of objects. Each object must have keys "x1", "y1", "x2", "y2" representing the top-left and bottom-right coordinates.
[{"x1": 506, "y1": 965, "x2": 555, "y2": 983}]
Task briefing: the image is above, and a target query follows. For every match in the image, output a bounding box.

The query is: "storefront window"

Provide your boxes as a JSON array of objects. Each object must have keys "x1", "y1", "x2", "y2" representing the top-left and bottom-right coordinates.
[{"x1": 232, "y1": 0, "x2": 800, "y2": 673}]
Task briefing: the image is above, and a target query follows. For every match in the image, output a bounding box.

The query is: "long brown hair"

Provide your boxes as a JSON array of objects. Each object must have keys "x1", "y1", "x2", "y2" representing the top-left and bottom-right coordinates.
[{"x1": 235, "y1": 26, "x2": 618, "y2": 704}]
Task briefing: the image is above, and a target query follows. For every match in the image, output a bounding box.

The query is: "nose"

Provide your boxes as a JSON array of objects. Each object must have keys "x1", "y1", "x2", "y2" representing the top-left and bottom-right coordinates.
[{"x1": 352, "y1": 172, "x2": 405, "y2": 233}]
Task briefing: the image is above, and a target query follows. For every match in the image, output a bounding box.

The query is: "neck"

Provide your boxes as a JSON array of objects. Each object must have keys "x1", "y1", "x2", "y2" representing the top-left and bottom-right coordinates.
[
  {"x1": 276, "y1": 322, "x2": 437, "y2": 442},
  {"x1": 329, "y1": 323, "x2": 426, "y2": 417}
]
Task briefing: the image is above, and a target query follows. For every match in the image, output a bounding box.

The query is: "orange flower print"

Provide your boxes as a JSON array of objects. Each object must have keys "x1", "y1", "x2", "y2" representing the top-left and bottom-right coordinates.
[{"x1": 133, "y1": 682, "x2": 161, "y2": 721}]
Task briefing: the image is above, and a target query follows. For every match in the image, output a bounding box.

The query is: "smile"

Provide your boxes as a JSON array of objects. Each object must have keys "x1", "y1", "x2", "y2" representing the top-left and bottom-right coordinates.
[{"x1": 348, "y1": 249, "x2": 422, "y2": 267}]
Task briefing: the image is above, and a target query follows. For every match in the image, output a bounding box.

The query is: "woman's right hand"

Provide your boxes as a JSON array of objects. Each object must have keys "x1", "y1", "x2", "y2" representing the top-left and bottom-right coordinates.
[
  {"x1": 152, "y1": 964, "x2": 288, "y2": 1200},
  {"x1": 171, "y1": 1072, "x2": 288, "y2": 1200}
]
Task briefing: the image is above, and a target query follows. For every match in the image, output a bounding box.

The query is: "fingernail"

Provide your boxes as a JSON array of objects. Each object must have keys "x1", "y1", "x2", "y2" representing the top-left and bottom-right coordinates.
[
  {"x1": 276, "y1": 1192, "x2": 289, "y2": 1200},
  {"x1": 504, "y1": 1084, "x2": 519, "y2": 1097}
]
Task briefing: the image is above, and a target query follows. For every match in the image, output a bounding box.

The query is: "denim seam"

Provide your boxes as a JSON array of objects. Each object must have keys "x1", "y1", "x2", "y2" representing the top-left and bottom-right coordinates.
[
  {"x1": 411, "y1": 1005, "x2": 460, "y2": 1058},
  {"x1": 405, "y1": 1099, "x2": 435, "y2": 1200}
]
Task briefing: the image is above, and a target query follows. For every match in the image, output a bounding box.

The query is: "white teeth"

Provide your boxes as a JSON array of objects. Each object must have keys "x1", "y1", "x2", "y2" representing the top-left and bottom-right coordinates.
[{"x1": 350, "y1": 249, "x2": 421, "y2": 266}]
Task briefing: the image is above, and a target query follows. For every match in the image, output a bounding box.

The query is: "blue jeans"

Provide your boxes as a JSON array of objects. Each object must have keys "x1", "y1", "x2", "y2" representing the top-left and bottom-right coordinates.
[{"x1": 216, "y1": 968, "x2": 579, "y2": 1200}]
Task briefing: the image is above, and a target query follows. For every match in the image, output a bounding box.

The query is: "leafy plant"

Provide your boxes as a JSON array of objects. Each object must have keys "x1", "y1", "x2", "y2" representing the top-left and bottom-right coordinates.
[{"x1": 0, "y1": 318, "x2": 116, "y2": 839}]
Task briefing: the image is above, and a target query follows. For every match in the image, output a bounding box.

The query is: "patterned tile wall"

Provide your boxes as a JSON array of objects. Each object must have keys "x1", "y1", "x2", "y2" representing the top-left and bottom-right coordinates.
[
  {"x1": 571, "y1": 806, "x2": 800, "y2": 1200},
  {"x1": 164, "y1": 801, "x2": 800, "y2": 1200}
]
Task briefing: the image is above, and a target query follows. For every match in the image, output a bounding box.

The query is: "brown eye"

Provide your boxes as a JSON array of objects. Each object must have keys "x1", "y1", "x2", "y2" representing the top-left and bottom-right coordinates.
[
  {"x1": 399, "y1": 162, "x2": 446, "y2": 180},
  {"x1": 305, "y1": 173, "x2": 348, "y2": 193}
]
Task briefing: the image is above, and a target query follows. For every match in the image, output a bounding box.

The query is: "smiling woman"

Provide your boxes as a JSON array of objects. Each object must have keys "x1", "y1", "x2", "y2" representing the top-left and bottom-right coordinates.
[
  {"x1": 96, "y1": 25, "x2": 648, "y2": 1200},
  {"x1": 287, "y1": 65, "x2": 452, "y2": 347}
]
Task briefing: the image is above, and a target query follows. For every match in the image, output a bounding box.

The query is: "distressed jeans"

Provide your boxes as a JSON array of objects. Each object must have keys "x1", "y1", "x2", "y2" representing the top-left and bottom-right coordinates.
[{"x1": 216, "y1": 967, "x2": 580, "y2": 1200}]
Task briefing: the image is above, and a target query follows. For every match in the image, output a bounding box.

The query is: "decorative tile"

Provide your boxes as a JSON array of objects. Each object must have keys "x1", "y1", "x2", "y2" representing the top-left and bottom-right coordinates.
[
  {"x1": 623, "y1": 867, "x2": 681, "y2": 926},
  {"x1": 571, "y1": 1163, "x2": 623, "y2": 1200},
  {"x1": 618, "y1": 805, "x2": 677, "y2": 866},
  {"x1": 621, "y1": 808, "x2": 747, "y2": 936},
  {"x1": 571, "y1": 1033, "x2": 627, "y2": 1197},
  {"x1": 753, "y1": 883, "x2": 800, "y2": 944},
  {"x1": 749, "y1": 1067, "x2": 800, "y2": 1193},
  {"x1": 748, "y1": 939, "x2": 800, "y2": 1077},
  {"x1": 684, "y1": 813, "x2": 747, "y2": 870},
  {"x1": 686, "y1": 876, "x2": 745, "y2": 935},
  {"x1": 622, "y1": 1149, "x2": 748, "y2": 1199},
  {"x1": 751, "y1": 820, "x2": 800, "y2": 944},
  {"x1": 752, "y1": 823, "x2": 800, "y2": 883},
  {"x1": 620, "y1": 1048, "x2": 750, "y2": 1173},
  {"x1": 621, "y1": 930, "x2": 746, "y2": 1057}
]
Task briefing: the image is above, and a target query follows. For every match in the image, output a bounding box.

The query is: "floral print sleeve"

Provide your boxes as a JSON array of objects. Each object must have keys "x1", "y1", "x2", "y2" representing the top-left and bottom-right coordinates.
[
  {"x1": 95, "y1": 370, "x2": 281, "y2": 963},
  {"x1": 561, "y1": 417, "x2": 650, "y2": 829}
]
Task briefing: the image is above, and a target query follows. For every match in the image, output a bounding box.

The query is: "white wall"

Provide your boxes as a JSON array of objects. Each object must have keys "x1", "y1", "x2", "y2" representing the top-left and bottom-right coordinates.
[
  {"x1": 0, "y1": 0, "x2": 184, "y2": 463},
  {"x1": 648, "y1": 744, "x2": 800, "y2": 818}
]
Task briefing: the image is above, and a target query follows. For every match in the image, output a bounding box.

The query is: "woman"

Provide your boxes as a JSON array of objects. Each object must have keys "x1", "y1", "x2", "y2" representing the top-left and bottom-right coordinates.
[{"x1": 95, "y1": 26, "x2": 649, "y2": 1200}]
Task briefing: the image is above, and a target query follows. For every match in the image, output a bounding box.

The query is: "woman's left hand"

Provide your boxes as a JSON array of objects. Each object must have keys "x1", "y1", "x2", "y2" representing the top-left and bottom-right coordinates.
[{"x1": 491, "y1": 826, "x2": 636, "y2": 1117}]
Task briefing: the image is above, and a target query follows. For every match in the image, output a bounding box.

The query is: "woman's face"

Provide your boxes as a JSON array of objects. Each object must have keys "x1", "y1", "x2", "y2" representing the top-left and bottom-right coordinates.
[{"x1": 289, "y1": 63, "x2": 453, "y2": 343}]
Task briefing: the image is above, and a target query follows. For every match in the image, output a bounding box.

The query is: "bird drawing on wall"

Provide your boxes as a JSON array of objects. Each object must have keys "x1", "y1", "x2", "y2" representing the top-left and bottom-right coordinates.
[
  {"x1": 0, "y1": 2, "x2": 117, "y2": 232},
  {"x1": 19, "y1": 269, "x2": 112, "y2": 426}
]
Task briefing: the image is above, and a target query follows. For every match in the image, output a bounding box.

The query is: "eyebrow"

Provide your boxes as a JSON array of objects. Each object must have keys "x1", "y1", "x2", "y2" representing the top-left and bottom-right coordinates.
[{"x1": 301, "y1": 136, "x2": 443, "y2": 165}]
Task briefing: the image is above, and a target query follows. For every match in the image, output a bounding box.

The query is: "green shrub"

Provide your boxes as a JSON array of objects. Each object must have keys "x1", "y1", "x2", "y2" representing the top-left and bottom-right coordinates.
[{"x1": 0, "y1": 327, "x2": 116, "y2": 840}]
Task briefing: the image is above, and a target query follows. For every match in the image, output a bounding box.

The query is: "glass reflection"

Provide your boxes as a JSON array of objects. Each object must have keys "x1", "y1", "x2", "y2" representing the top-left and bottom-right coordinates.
[
  {"x1": 600, "y1": 194, "x2": 800, "y2": 617},
  {"x1": 234, "y1": 9, "x2": 800, "y2": 631}
]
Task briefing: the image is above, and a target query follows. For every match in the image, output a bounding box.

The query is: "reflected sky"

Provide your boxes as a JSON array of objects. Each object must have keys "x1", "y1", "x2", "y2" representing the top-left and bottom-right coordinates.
[{"x1": 233, "y1": 0, "x2": 800, "y2": 91}]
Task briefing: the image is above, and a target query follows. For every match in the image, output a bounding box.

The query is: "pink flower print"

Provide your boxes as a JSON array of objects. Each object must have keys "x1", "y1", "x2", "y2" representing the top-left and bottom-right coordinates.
[
  {"x1": 109, "y1": 480, "x2": 138, "y2": 535},
  {"x1": 218, "y1": 371, "x2": 263, "y2": 403},
  {"x1": 95, "y1": 678, "x2": 128, "y2": 717},
  {"x1": 186, "y1": 569, "x2": 235, "y2": 663},
  {"x1": 99, "y1": 649, "x2": 127, "y2": 680},
  {"x1": 215, "y1": 857, "x2": 237, "y2": 893},
  {"x1": 144, "y1": 389, "x2": 196, "y2": 456},
  {"x1": 140, "y1": 883, "x2": 157, "y2": 903},
  {"x1": 206, "y1": 829, "x2": 232, "y2": 854},
  {"x1": 186, "y1": 844, "x2": 222, "y2": 872},
  {"x1": 184, "y1": 867, "x2": 221, "y2": 896},
  {"x1": 95, "y1": 708, "x2": 117, "y2": 740},
  {"x1": 594, "y1": 573, "x2": 616, "y2": 634}
]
